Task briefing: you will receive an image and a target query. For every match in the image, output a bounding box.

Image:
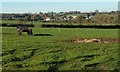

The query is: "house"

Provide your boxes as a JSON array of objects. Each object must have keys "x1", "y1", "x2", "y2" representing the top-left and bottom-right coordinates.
[
  {"x1": 2, "y1": 14, "x2": 15, "y2": 20},
  {"x1": 72, "y1": 16, "x2": 77, "y2": 19},
  {"x1": 45, "y1": 17, "x2": 51, "y2": 21}
]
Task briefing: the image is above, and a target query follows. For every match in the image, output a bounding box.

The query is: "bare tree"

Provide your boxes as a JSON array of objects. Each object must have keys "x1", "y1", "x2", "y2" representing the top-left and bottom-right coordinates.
[
  {"x1": 31, "y1": 15, "x2": 36, "y2": 25},
  {"x1": 24, "y1": 16, "x2": 29, "y2": 24}
]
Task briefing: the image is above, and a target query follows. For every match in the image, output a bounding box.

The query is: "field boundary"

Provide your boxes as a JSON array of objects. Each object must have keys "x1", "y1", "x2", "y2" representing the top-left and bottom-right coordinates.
[
  {"x1": 1, "y1": 23, "x2": 120, "y2": 29},
  {"x1": 41, "y1": 24, "x2": 120, "y2": 29}
]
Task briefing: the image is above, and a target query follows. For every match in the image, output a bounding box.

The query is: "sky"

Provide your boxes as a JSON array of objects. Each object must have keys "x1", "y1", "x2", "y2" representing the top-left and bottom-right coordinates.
[
  {"x1": 1, "y1": 0, "x2": 120, "y2": 2},
  {"x1": 1, "y1": 2, "x2": 119, "y2": 13}
]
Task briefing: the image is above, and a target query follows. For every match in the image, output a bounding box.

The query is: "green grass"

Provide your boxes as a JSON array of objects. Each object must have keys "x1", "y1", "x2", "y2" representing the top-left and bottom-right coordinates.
[
  {"x1": 1, "y1": 20, "x2": 118, "y2": 27},
  {"x1": 65, "y1": 14, "x2": 85, "y2": 17},
  {"x1": 2, "y1": 27, "x2": 119, "y2": 70},
  {"x1": 1, "y1": 20, "x2": 69, "y2": 25}
]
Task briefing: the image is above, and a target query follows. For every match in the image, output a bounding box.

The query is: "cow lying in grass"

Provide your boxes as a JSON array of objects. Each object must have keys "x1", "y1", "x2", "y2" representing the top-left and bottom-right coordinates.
[{"x1": 17, "y1": 24, "x2": 33, "y2": 35}]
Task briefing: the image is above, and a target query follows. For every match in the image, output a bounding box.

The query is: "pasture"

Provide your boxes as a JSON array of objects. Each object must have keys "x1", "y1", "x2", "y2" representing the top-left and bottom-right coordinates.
[{"x1": 2, "y1": 27, "x2": 119, "y2": 70}]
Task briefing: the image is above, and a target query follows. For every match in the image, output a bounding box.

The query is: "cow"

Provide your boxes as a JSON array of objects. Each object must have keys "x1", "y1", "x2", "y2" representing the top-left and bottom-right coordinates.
[{"x1": 17, "y1": 24, "x2": 33, "y2": 35}]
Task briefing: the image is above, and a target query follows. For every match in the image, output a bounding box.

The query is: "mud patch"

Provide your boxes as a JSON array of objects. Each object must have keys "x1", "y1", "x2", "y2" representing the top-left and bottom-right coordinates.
[{"x1": 58, "y1": 38, "x2": 119, "y2": 44}]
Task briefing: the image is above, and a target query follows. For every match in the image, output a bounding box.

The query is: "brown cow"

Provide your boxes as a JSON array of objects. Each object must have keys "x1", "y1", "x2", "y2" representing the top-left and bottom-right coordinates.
[{"x1": 17, "y1": 24, "x2": 33, "y2": 35}]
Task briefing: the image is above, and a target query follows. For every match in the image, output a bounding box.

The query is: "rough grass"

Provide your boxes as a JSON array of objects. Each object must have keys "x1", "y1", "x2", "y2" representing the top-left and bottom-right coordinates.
[{"x1": 2, "y1": 27, "x2": 119, "y2": 70}]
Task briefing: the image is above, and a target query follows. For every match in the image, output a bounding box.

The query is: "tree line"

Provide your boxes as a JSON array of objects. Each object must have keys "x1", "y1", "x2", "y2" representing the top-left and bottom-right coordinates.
[{"x1": 1, "y1": 10, "x2": 120, "y2": 25}]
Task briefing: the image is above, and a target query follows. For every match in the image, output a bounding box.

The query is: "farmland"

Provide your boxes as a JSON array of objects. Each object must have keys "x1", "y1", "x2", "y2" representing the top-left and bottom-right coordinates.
[{"x1": 1, "y1": 27, "x2": 119, "y2": 70}]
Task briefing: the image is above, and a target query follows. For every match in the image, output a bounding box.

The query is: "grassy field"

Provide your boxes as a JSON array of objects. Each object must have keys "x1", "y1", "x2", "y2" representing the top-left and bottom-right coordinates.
[
  {"x1": 65, "y1": 14, "x2": 84, "y2": 17},
  {"x1": 2, "y1": 27, "x2": 119, "y2": 70},
  {"x1": 1, "y1": 20, "x2": 69, "y2": 25}
]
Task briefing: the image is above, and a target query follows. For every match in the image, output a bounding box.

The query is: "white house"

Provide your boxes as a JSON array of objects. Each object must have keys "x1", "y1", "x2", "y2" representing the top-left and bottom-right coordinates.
[
  {"x1": 45, "y1": 17, "x2": 51, "y2": 21},
  {"x1": 72, "y1": 16, "x2": 77, "y2": 19}
]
